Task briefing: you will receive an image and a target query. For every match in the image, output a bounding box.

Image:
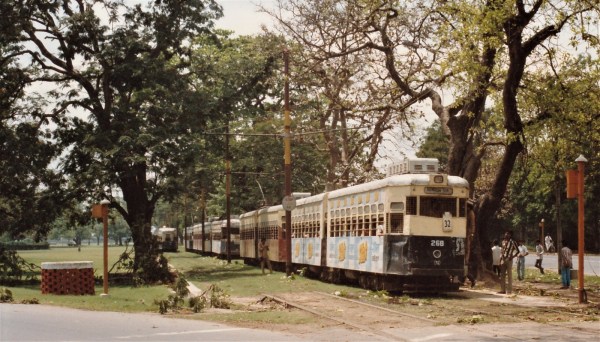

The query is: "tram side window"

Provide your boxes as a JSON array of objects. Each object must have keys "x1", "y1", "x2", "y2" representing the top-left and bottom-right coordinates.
[
  {"x1": 406, "y1": 197, "x2": 417, "y2": 215},
  {"x1": 459, "y1": 198, "x2": 467, "y2": 217},
  {"x1": 370, "y1": 215, "x2": 377, "y2": 236},
  {"x1": 388, "y1": 213, "x2": 404, "y2": 233}
]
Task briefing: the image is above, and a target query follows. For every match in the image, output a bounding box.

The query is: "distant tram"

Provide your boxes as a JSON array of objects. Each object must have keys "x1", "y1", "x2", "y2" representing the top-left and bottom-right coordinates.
[
  {"x1": 154, "y1": 226, "x2": 178, "y2": 252},
  {"x1": 186, "y1": 217, "x2": 240, "y2": 258}
]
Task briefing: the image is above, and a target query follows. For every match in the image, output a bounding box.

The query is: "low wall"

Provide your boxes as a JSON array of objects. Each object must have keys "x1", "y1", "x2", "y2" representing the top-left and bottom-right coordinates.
[{"x1": 41, "y1": 261, "x2": 95, "y2": 295}]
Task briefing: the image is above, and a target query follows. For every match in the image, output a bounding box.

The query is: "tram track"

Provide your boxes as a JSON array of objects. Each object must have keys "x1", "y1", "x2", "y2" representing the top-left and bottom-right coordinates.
[
  {"x1": 260, "y1": 288, "x2": 599, "y2": 341},
  {"x1": 263, "y1": 291, "x2": 435, "y2": 341}
]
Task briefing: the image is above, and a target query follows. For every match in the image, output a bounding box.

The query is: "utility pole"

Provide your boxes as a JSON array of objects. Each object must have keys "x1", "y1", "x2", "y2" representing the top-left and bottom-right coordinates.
[
  {"x1": 576, "y1": 155, "x2": 587, "y2": 303},
  {"x1": 283, "y1": 49, "x2": 293, "y2": 276},
  {"x1": 226, "y1": 121, "x2": 232, "y2": 263},
  {"x1": 566, "y1": 154, "x2": 587, "y2": 304},
  {"x1": 201, "y1": 188, "x2": 206, "y2": 253}
]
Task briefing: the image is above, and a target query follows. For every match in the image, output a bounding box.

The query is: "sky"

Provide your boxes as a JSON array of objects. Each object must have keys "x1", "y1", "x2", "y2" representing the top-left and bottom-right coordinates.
[{"x1": 214, "y1": 0, "x2": 277, "y2": 35}]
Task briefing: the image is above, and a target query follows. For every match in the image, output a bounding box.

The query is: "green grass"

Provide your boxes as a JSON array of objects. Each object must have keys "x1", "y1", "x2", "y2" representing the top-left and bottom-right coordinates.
[
  {"x1": 7, "y1": 247, "x2": 597, "y2": 323},
  {"x1": 8, "y1": 284, "x2": 169, "y2": 313},
  {"x1": 165, "y1": 251, "x2": 361, "y2": 297},
  {"x1": 17, "y1": 245, "x2": 130, "y2": 268},
  {"x1": 4, "y1": 248, "x2": 360, "y2": 318},
  {"x1": 5, "y1": 245, "x2": 171, "y2": 312}
]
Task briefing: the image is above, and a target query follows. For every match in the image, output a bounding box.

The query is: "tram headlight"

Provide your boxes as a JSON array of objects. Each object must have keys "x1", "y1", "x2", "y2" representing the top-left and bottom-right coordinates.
[{"x1": 433, "y1": 249, "x2": 442, "y2": 259}]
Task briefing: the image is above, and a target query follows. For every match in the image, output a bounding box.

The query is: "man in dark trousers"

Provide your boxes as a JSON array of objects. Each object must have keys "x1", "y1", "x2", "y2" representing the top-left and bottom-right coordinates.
[{"x1": 499, "y1": 230, "x2": 519, "y2": 294}]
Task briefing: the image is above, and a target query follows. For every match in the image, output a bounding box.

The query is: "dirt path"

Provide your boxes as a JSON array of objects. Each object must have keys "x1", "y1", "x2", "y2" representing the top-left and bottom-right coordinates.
[{"x1": 183, "y1": 276, "x2": 599, "y2": 340}]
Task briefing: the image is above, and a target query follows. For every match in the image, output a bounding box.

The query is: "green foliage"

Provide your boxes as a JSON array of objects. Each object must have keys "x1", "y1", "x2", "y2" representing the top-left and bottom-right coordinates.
[
  {"x1": 189, "y1": 294, "x2": 208, "y2": 313},
  {"x1": 209, "y1": 284, "x2": 232, "y2": 309},
  {"x1": 505, "y1": 56, "x2": 600, "y2": 250},
  {"x1": 0, "y1": 241, "x2": 49, "y2": 251},
  {"x1": 0, "y1": 287, "x2": 13, "y2": 302},
  {"x1": 0, "y1": 248, "x2": 40, "y2": 285},
  {"x1": 416, "y1": 120, "x2": 450, "y2": 171},
  {"x1": 155, "y1": 276, "x2": 231, "y2": 314},
  {"x1": 172, "y1": 276, "x2": 190, "y2": 297},
  {"x1": 4, "y1": 0, "x2": 228, "y2": 281}
]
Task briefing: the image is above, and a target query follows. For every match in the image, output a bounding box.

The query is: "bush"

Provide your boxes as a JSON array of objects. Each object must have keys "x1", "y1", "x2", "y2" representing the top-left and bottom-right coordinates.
[
  {"x1": 0, "y1": 287, "x2": 13, "y2": 302},
  {"x1": 0, "y1": 241, "x2": 49, "y2": 250},
  {"x1": 0, "y1": 247, "x2": 40, "y2": 285}
]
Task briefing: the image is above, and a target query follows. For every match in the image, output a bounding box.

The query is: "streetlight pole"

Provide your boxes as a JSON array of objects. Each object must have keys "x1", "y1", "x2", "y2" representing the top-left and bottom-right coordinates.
[
  {"x1": 100, "y1": 199, "x2": 110, "y2": 296},
  {"x1": 575, "y1": 155, "x2": 587, "y2": 303},
  {"x1": 283, "y1": 48, "x2": 293, "y2": 277},
  {"x1": 539, "y1": 219, "x2": 544, "y2": 251}
]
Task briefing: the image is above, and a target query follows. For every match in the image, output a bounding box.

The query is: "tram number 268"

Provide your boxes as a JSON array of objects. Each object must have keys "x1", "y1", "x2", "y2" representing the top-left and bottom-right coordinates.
[{"x1": 430, "y1": 239, "x2": 445, "y2": 247}]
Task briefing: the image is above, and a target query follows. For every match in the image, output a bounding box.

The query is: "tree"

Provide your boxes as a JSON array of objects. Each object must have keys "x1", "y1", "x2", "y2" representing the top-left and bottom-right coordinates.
[
  {"x1": 8, "y1": 0, "x2": 223, "y2": 281},
  {"x1": 268, "y1": 0, "x2": 600, "y2": 274},
  {"x1": 507, "y1": 55, "x2": 600, "y2": 252},
  {"x1": 263, "y1": 1, "x2": 417, "y2": 189},
  {"x1": 0, "y1": 3, "x2": 65, "y2": 240},
  {"x1": 181, "y1": 32, "x2": 329, "y2": 216},
  {"x1": 416, "y1": 120, "x2": 449, "y2": 171}
]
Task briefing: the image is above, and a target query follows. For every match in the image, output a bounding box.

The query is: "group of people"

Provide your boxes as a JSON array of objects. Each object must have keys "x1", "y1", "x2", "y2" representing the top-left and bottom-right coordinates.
[{"x1": 492, "y1": 231, "x2": 573, "y2": 294}]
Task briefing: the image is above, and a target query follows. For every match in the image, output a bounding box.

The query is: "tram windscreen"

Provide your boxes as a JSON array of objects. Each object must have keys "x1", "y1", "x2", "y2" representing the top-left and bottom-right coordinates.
[{"x1": 419, "y1": 197, "x2": 456, "y2": 218}]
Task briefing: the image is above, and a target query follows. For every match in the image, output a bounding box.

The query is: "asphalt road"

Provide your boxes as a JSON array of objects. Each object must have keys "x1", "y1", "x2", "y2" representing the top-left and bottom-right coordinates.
[
  {"x1": 2, "y1": 302, "x2": 598, "y2": 342},
  {"x1": 524, "y1": 253, "x2": 600, "y2": 276},
  {"x1": 0, "y1": 304, "x2": 302, "y2": 341}
]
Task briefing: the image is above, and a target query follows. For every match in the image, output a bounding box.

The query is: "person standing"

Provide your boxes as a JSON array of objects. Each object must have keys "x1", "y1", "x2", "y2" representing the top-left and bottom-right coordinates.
[
  {"x1": 491, "y1": 240, "x2": 502, "y2": 277},
  {"x1": 258, "y1": 238, "x2": 272, "y2": 274},
  {"x1": 534, "y1": 240, "x2": 544, "y2": 274},
  {"x1": 545, "y1": 234, "x2": 554, "y2": 253},
  {"x1": 517, "y1": 240, "x2": 528, "y2": 281},
  {"x1": 499, "y1": 230, "x2": 519, "y2": 294},
  {"x1": 560, "y1": 240, "x2": 573, "y2": 289}
]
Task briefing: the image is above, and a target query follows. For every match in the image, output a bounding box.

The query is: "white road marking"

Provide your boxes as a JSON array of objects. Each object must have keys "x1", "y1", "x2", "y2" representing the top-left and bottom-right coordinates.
[
  {"x1": 117, "y1": 328, "x2": 244, "y2": 339},
  {"x1": 410, "y1": 333, "x2": 454, "y2": 342}
]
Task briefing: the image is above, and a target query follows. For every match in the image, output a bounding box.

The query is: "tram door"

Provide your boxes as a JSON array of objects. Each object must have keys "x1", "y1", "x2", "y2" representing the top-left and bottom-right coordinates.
[{"x1": 278, "y1": 217, "x2": 288, "y2": 260}]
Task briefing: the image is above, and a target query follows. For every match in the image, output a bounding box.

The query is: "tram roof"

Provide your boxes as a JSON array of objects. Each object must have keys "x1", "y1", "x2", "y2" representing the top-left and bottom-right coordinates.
[
  {"x1": 327, "y1": 174, "x2": 468, "y2": 199},
  {"x1": 295, "y1": 193, "x2": 326, "y2": 206}
]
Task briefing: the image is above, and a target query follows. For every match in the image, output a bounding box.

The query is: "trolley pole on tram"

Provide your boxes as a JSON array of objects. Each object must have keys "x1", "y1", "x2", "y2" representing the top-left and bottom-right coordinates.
[{"x1": 283, "y1": 49, "x2": 293, "y2": 277}]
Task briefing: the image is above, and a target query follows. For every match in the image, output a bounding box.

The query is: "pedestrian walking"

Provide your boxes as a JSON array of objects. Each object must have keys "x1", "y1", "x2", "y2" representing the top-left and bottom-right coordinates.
[
  {"x1": 499, "y1": 230, "x2": 519, "y2": 294},
  {"x1": 491, "y1": 240, "x2": 501, "y2": 277},
  {"x1": 560, "y1": 240, "x2": 573, "y2": 289},
  {"x1": 534, "y1": 240, "x2": 544, "y2": 274}
]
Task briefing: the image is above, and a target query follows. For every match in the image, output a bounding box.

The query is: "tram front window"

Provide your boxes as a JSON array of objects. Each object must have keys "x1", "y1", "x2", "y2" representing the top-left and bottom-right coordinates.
[{"x1": 419, "y1": 197, "x2": 456, "y2": 217}]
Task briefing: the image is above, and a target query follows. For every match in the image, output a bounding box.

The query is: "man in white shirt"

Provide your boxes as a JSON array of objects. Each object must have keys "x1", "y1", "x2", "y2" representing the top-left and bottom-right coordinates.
[
  {"x1": 535, "y1": 240, "x2": 544, "y2": 274},
  {"x1": 517, "y1": 241, "x2": 528, "y2": 281},
  {"x1": 491, "y1": 240, "x2": 501, "y2": 277},
  {"x1": 545, "y1": 234, "x2": 554, "y2": 253}
]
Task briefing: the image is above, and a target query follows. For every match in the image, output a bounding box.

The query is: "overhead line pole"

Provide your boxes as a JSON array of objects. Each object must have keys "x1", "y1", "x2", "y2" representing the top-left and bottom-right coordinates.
[
  {"x1": 226, "y1": 120, "x2": 231, "y2": 264},
  {"x1": 283, "y1": 49, "x2": 293, "y2": 277}
]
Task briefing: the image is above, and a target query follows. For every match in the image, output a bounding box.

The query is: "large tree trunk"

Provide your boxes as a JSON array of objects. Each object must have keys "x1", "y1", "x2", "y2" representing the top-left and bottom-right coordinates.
[{"x1": 115, "y1": 163, "x2": 169, "y2": 282}]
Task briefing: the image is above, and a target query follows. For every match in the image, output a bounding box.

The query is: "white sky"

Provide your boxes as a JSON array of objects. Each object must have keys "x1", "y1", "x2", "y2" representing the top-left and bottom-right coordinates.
[{"x1": 215, "y1": 0, "x2": 276, "y2": 35}]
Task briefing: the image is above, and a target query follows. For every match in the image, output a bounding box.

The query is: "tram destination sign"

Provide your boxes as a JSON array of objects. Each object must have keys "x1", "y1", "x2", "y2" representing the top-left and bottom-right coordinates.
[
  {"x1": 282, "y1": 195, "x2": 297, "y2": 211},
  {"x1": 424, "y1": 187, "x2": 453, "y2": 195}
]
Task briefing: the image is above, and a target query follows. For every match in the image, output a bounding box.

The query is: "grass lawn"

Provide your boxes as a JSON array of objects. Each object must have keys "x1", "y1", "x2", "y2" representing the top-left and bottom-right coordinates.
[
  {"x1": 165, "y1": 251, "x2": 361, "y2": 297},
  {"x1": 4, "y1": 247, "x2": 360, "y2": 316},
  {"x1": 5, "y1": 245, "x2": 172, "y2": 313},
  {"x1": 5, "y1": 247, "x2": 598, "y2": 318}
]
